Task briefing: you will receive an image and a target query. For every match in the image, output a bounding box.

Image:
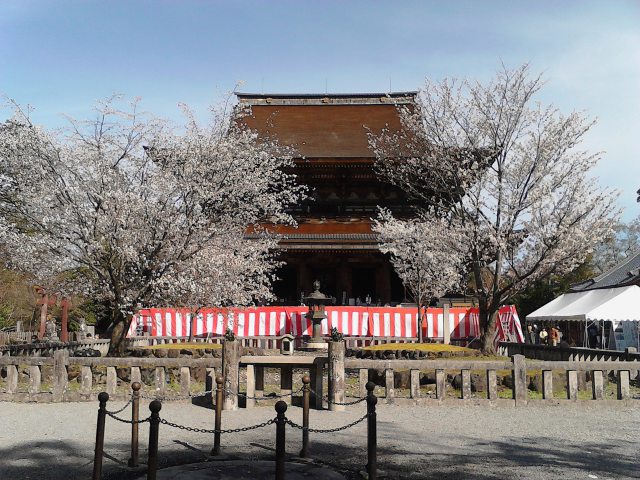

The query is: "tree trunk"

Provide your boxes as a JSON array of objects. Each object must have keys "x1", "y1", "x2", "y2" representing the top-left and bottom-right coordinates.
[
  {"x1": 417, "y1": 304, "x2": 424, "y2": 343},
  {"x1": 108, "y1": 310, "x2": 130, "y2": 356},
  {"x1": 480, "y1": 307, "x2": 499, "y2": 355}
]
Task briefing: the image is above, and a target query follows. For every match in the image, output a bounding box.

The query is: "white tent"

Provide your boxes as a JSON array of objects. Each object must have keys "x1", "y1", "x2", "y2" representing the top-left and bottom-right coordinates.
[{"x1": 527, "y1": 285, "x2": 640, "y2": 350}]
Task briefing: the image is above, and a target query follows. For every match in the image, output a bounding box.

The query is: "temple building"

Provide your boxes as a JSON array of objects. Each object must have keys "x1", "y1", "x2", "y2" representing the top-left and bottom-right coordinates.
[{"x1": 237, "y1": 92, "x2": 418, "y2": 306}]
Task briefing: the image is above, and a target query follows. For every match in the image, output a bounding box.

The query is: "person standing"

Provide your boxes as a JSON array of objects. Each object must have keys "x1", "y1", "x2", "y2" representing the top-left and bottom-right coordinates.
[
  {"x1": 539, "y1": 327, "x2": 548, "y2": 345},
  {"x1": 550, "y1": 326, "x2": 560, "y2": 347}
]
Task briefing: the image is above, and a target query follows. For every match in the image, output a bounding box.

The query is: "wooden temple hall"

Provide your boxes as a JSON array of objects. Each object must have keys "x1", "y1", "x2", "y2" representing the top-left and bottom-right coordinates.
[{"x1": 236, "y1": 92, "x2": 418, "y2": 306}]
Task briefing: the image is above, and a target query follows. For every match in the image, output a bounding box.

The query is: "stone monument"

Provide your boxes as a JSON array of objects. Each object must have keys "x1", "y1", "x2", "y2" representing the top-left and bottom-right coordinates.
[
  {"x1": 44, "y1": 317, "x2": 60, "y2": 342},
  {"x1": 303, "y1": 280, "x2": 335, "y2": 350},
  {"x1": 76, "y1": 317, "x2": 88, "y2": 341}
]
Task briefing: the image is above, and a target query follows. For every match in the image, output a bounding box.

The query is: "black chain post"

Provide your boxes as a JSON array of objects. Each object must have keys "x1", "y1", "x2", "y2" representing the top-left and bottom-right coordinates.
[
  {"x1": 147, "y1": 400, "x2": 162, "y2": 480},
  {"x1": 366, "y1": 381, "x2": 377, "y2": 480},
  {"x1": 92, "y1": 392, "x2": 109, "y2": 480},
  {"x1": 128, "y1": 382, "x2": 141, "y2": 467},
  {"x1": 211, "y1": 375, "x2": 223, "y2": 456},
  {"x1": 300, "y1": 375, "x2": 310, "y2": 458},
  {"x1": 275, "y1": 400, "x2": 287, "y2": 480}
]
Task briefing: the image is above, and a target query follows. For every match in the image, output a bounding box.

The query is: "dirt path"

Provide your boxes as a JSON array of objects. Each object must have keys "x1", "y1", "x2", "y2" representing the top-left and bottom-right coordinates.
[{"x1": 0, "y1": 400, "x2": 637, "y2": 479}]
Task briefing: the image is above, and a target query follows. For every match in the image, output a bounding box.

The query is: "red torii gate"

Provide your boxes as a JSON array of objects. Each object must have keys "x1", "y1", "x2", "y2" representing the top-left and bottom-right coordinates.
[{"x1": 34, "y1": 286, "x2": 71, "y2": 342}]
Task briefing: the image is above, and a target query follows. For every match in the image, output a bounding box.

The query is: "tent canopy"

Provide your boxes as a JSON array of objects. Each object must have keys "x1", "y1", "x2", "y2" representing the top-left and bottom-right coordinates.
[{"x1": 527, "y1": 285, "x2": 640, "y2": 323}]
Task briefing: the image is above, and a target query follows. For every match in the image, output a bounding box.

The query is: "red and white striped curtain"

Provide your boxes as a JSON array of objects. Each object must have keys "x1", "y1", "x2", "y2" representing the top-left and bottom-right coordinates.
[{"x1": 128, "y1": 305, "x2": 522, "y2": 343}]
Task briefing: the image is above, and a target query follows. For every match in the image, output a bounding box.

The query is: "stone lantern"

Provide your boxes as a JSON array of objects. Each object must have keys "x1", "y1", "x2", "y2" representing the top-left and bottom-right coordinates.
[{"x1": 303, "y1": 280, "x2": 335, "y2": 350}]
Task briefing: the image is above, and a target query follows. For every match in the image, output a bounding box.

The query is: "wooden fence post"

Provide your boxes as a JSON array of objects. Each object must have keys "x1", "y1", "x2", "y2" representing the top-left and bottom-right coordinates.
[
  {"x1": 512, "y1": 354, "x2": 527, "y2": 406},
  {"x1": 222, "y1": 339, "x2": 240, "y2": 411},
  {"x1": 53, "y1": 350, "x2": 69, "y2": 401},
  {"x1": 328, "y1": 340, "x2": 345, "y2": 411}
]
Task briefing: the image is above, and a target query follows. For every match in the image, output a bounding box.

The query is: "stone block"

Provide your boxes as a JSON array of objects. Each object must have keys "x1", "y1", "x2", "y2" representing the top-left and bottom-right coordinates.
[
  {"x1": 106, "y1": 367, "x2": 118, "y2": 395},
  {"x1": 410, "y1": 369, "x2": 420, "y2": 399},
  {"x1": 29, "y1": 365, "x2": 42, "y2": 395},
  {"x1": 80, "y1": 366, "x2": 92, "y2": 394},
  {"x1": 155, "y1": 367, "x2": 166, "y2": 396},
  {"x1": 435, "y1": 369, "x2": 446, "y2": 400},
  {"x1": 394, "y1": 370, "x2": 411, "y2": 389}
]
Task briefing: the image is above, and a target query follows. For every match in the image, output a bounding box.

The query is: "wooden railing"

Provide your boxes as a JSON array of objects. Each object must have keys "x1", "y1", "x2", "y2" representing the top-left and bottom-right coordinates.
[
  {"x1": 0, "y1": 339, "x2": 111, "y2": 357},
  {"x1": 1, "y1": 348, "x2": 637, "y2": 405},
  {"x1": 126, "y1": 335, "x2": 460, "y2": 350},
  {"x1": 341, "y1": 356, "x2": 638, "y2": 404},
  {"x1": 0, "y1": 351, "x2": 221, "y2": 402},
  {"x1": 0, "y1": 331, "x2": 36, "y2": 345},
  {"x1": 499, "y1": 342, "x2": 640, "y2": 362}
]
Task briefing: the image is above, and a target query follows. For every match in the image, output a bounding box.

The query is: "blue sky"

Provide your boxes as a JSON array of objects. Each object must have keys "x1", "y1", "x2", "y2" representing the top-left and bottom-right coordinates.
[{"x1": 1, "y1": 0, "x2": 639, "y2": 219}]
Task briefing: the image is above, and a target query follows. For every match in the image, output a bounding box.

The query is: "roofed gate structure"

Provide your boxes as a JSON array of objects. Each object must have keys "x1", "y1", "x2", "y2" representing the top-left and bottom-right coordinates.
[{"x1": 237, "y1": 92, "x2": 417, "y2": 306}]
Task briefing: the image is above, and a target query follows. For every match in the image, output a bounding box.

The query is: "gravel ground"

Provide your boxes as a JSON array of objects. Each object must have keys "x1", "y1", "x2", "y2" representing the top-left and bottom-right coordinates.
[{"x1": 0, "y1": 399, "x2": 638, "y2": 480}]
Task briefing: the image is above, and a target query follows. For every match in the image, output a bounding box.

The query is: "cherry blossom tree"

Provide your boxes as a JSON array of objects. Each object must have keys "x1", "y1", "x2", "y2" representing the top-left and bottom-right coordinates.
[
  {"x1": 0, "y1": 97, "x2": 304, "y2": 354},
  {"x1": 371, "y1": 65, "x2": 619, "y2": 353},
  {"x1": 373, "y1": 210, "x2": 464, "y2": 342},
  {"x1": 592, "y1": 215, "x2": 640, "y2": 274}
]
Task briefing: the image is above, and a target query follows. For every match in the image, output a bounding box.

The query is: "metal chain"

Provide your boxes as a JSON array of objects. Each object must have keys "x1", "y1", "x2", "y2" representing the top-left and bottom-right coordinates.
[
  {"x1": 285, "y1": 413, "x2": 370, "y2": 433},
  {"x1": 159, "y1": 417, "x2": 276, "y2": 434},
  {"x1": 106, "y1": 412, "x2": 151, "y2": 424},
  {"x1": 326, "y1": 396, "x2": 367, "y2": 406},
  {"x1": 140, "y1": 389, "x2": 214, "y2": 402},
  {"x1": 105, "y1": 396, "x2": 133, "y2": 415},
  {"x1": 225, "y1": 386, "x2": 303, "y2": 400},
  {"x1": 308, "y1": 388, "x2": 367, "y2": 406}
]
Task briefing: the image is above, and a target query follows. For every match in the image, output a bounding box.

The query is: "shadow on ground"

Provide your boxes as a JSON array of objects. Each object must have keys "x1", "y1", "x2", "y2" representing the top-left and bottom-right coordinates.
[{"x1": 0, "y1": 427, "x2": 636, "y2": 480}]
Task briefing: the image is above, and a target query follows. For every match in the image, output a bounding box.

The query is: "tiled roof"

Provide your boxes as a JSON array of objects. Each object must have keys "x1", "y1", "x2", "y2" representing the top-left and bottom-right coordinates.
[
  {"x1": 571, "y1": 249, "x2": 640, "y2": 291},
  {"x1": 236, "y1": 93, "x2": 414, "y2": 159}
]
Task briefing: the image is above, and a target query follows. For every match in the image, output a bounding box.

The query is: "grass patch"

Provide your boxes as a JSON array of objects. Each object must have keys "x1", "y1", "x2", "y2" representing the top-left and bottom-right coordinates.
[
  {"x1": 363, "y1": 343, "x2": 473, "y2": 353},
  {"x1": 135, "y1": 343, "x2": 222, "y2": 351}
]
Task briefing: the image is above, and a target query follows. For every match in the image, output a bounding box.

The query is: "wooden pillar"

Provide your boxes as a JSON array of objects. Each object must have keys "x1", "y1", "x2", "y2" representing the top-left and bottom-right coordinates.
[
  {"x1": 222, "y1": 339, "x2": 240, "y2": 411},
  {"x1": 60, "y1": 297, "x2": 70, "y2": 343},
  {"x1": 328, "y1": 341, "x2": 345, "y2": 411},
  {"x1": 443, "y1": 305, "x2": 451, "y2": 345},
  {"x1": 38, "y1": 294, "x2": 48, "y2": 340}
]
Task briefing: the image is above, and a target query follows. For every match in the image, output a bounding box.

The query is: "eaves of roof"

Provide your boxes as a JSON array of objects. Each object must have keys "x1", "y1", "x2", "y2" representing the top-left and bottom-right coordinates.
[{"x1": 570, "y1": 249, "x2": 640, "y2": 291}]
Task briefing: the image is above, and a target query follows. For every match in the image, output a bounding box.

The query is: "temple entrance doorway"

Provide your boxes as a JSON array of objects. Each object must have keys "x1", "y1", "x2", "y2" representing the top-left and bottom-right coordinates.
[
  {"x1": 311, "y1": 268, "x2": 337, "y2": 300},
  {"x1": 352, "y1": 267, "x2": 376, "y2": 304},
  {"x1": 273, "y1": 266, "x2": 298, "y2": 305}
]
